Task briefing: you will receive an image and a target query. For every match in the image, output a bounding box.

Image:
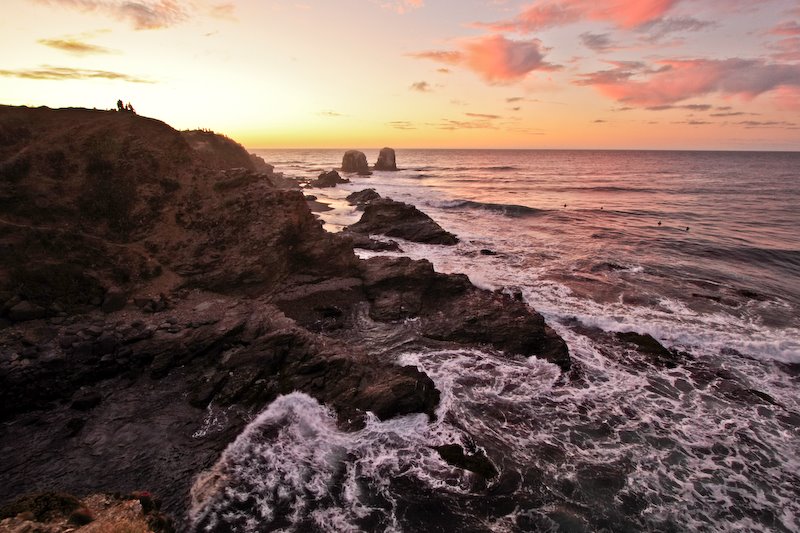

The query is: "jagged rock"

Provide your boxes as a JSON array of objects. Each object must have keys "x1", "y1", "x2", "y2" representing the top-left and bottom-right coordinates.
[
  {"x1": 435, "y1": 443, "x2": 497, "y2": 479},
  {"x1": 374, "y1": 147, "x2": 398, "y2": 171},
  {"x1": 349, "y1": 198, "x2": 458, "y2": 245},
  {"x1": 249, "y1": 153, "x2": 274, "y2": 174},
  {"x1": 615, "y1": 332, "x2": 683, "y2": 369},
  {"x1": 7, "y1": 301, "x2": 46, "y2": 322},
  {"x1": 346, "y1": 188, "x2": 381, "y2": 206},
  {"x1": 360, "y1": 256, "x2": 570, "y2": 371},
  {"x1": 311, "y1": 170, "x2": 349, "y2": 188},
  {"x1": 341, "y1": 150, "x2": 371, "y2": 175},
  {"x1": 341, "y1": 231, "x2": 401, "y2": 252}
]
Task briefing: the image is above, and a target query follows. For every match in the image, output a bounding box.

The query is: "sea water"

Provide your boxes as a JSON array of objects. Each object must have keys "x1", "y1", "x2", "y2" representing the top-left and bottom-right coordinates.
[{"x1": 190, "y1": 149, "x2": 800, "y2": 532}]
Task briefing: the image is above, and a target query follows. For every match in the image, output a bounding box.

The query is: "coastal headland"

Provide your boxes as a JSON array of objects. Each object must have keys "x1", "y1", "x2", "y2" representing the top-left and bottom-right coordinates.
[{"x1": 0, "y1": 106, "x2": 572, "y2": 530}]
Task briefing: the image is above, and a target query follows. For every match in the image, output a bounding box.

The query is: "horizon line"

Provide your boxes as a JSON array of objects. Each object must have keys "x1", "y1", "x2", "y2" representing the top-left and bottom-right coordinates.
[{"x1": 249, "y1": 147, "x2": 800, "y2": 153}]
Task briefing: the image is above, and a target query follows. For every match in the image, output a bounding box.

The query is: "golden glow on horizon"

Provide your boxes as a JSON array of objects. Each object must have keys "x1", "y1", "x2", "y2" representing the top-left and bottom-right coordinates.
[{"x1": 1, "y1": 0, "x2": 798, "y2": 150}]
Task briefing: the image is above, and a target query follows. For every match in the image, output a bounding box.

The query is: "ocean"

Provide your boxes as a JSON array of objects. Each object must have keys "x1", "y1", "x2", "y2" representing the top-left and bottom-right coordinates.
[{"x1": 191, "y1": 149, "x2": 800, "y2": 532}]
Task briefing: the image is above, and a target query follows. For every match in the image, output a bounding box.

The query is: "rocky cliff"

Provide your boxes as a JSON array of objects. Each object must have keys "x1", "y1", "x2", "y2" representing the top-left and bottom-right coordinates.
[{"x1": 0, "y1": 105, "x2": 569, "y2": 528}]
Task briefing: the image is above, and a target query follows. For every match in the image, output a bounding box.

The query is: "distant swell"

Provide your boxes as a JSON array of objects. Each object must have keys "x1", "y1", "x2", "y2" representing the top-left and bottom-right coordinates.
[
  {"x1": 482, "y1": 165, "x2": 518, "y2": 171},
  {"x1": 685, "y1": 243, "x2": 800, "y2": 273},
  {"x1": 547, "y1": 185, "x2": 657, "y2": 193},
  {"x1": 438, "y1": 199, "x2": 544, "y2": 217}
]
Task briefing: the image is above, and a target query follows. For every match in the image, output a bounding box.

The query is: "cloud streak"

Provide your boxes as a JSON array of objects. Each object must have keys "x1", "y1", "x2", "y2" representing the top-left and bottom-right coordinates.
[
  {"x1": 388, "y1": 121, "x2": 416, "y2": 130},
  {"x1": 37, "y1": 37, "x2": 112, "y2": 55},
  {"x1": 0, "y1": 65, "x2": 153, "y2": 83},
  {"x1": 576, "y1": 58, "x2": 800, "y2": 107},
  {"x1": 476, "y1": 0, "x2": 683, "y2": 33},
  {"x1": 465, "y1": 112, "x2": 501, "y2": 119},
  {"x1": 638, "y1": 16, "x2": 715, "y2": 42},
  {"x1": 36, "y1": 0, "x2": 188, "y2": 29},
  {"x1": 412, "y1": 34, "x2": 558, "y2": 83},
  {"x1": 580, "y1": 32, "x2": 618, "y2": 52}
]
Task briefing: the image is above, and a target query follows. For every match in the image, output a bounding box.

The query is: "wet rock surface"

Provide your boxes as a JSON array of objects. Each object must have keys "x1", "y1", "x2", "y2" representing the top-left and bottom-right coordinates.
[
  {"x1": 346, "y1": 188, "x2": 382, "y2": 206},
  {"x1": 348, "y1": 198, "x2": 459, "y2": 245},
  {"x1": 435, "y1": 443, "x2": 498, "y2": 479},
  {"x1": 310, "y1": 169, "x2": 349, "y2": 188}
]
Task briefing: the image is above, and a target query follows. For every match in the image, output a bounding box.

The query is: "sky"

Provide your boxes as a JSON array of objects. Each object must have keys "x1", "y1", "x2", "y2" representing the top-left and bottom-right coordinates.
[{"x1": 1, "y1": 0, "x2": 799, "y2": 150}]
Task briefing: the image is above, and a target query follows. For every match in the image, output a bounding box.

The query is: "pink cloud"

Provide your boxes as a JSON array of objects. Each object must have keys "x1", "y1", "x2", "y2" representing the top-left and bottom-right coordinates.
[
  {"x1": 769, "y1": 37, "x2": 800, "y2": 61},
  {"x1": 411, "y1": 34, "x2": 559, "y2": 83},
  {"x1": 576, "y1": 58, "x2": 800, "y2": 107},
  {"x1": 379, "y1": 0, "x2": 423, "y2": 14},
  {"x1": 477, "y1": 0, "x2": 683, "y2": 32},
  {"x1": 768, "y1": 21, "x2": 800, "y2": 36},
  {"x1": 772, "y1": 86, "x2": 800, "y2": 111}
]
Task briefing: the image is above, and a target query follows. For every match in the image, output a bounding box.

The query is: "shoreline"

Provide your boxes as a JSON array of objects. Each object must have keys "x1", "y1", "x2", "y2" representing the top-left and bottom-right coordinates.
[{"x1": 0, "y1": 107, "x2": 571, "y2": 530}]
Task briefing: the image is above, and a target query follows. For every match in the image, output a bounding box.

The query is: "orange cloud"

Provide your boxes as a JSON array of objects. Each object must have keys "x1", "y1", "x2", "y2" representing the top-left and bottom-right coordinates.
[
  {"x1": 477, "y1": 0, "x2": 683, "y2": 32},
  {"x1": 576, "y1": 58, "x2": 800, "y2": 107},
  {"x1": 411, "y1": 34, "x2": 559, "y2": 83}
]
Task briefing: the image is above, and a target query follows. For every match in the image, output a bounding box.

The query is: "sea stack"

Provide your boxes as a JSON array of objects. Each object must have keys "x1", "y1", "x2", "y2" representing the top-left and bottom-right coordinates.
[
  {"x1": 374, "y1": 147, "x2": 398, "y2": 171},
  {"x1": 341, "y1": 150, "x2": 371, "y2": 175}
]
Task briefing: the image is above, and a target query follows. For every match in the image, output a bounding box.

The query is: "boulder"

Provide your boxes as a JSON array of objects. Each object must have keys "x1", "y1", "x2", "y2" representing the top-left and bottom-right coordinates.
[
  {"x1": 345, "y1": 188, "x2": 381, "y2": 206},
  {"x1": 348, "y1": 198, "x2": 458, "y2": 245},
  {"x1": 435, "y1": 443, "x2": 497, "y2": 479},
  {"x1": 310, "y1": 170, "x2": 349, "y2": 188},
  {"x1": 7, "y1": 301, "x2": 47, "y2": 322},
  {"x1": 101, "y1": 287, "x2": 127, "y2": 313},
  {"x1": 341, "y1": 150, "x2": 371, "y2": 175},
  {"x1": 374, "y1": 147, "x2": 398, "y2": 171}
]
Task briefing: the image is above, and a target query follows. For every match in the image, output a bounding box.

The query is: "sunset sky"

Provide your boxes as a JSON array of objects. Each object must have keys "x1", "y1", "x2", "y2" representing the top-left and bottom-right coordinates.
[{"x1": 2, "y1": 0, "x2": 799, "y2": 150}]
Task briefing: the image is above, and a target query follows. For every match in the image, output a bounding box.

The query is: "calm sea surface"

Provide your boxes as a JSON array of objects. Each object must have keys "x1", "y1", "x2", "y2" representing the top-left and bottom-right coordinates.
[{"x1": 192, "y1": 150, "x2": 800, "y2": 532}]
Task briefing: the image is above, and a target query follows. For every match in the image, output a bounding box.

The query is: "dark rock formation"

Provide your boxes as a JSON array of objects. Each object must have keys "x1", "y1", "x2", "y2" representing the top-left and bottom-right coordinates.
[
  {"x1": 0, "y1": 105, "x2": 569, "y2": 529},
  {"x1": 311, "y1": 170, "x2": 349, "y2": 188},
  {"x1": 249, "y1": 153, "x2": 274, "y2": 174},
  {"x1": 341, "y1": 150, "x2": 371, "y2": 175},
  {"x1": 341, "y1": 231, "x2": 402, "y2": 252},
  {"x1": 346, "y1": 188, "x2": 381, "y2": 206},
  {"x1": 435, "y1": 443, "x2": 498, "y2": 479},
  {"x1": 359, "y1": 256, "x2": 570, "y2": 370},
  {"x1": 348, "y1": 198, "x2": 459, "y2": 245},
  {"x1": 374, "y1": 147, "x2": 398, "y2": 171}
]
